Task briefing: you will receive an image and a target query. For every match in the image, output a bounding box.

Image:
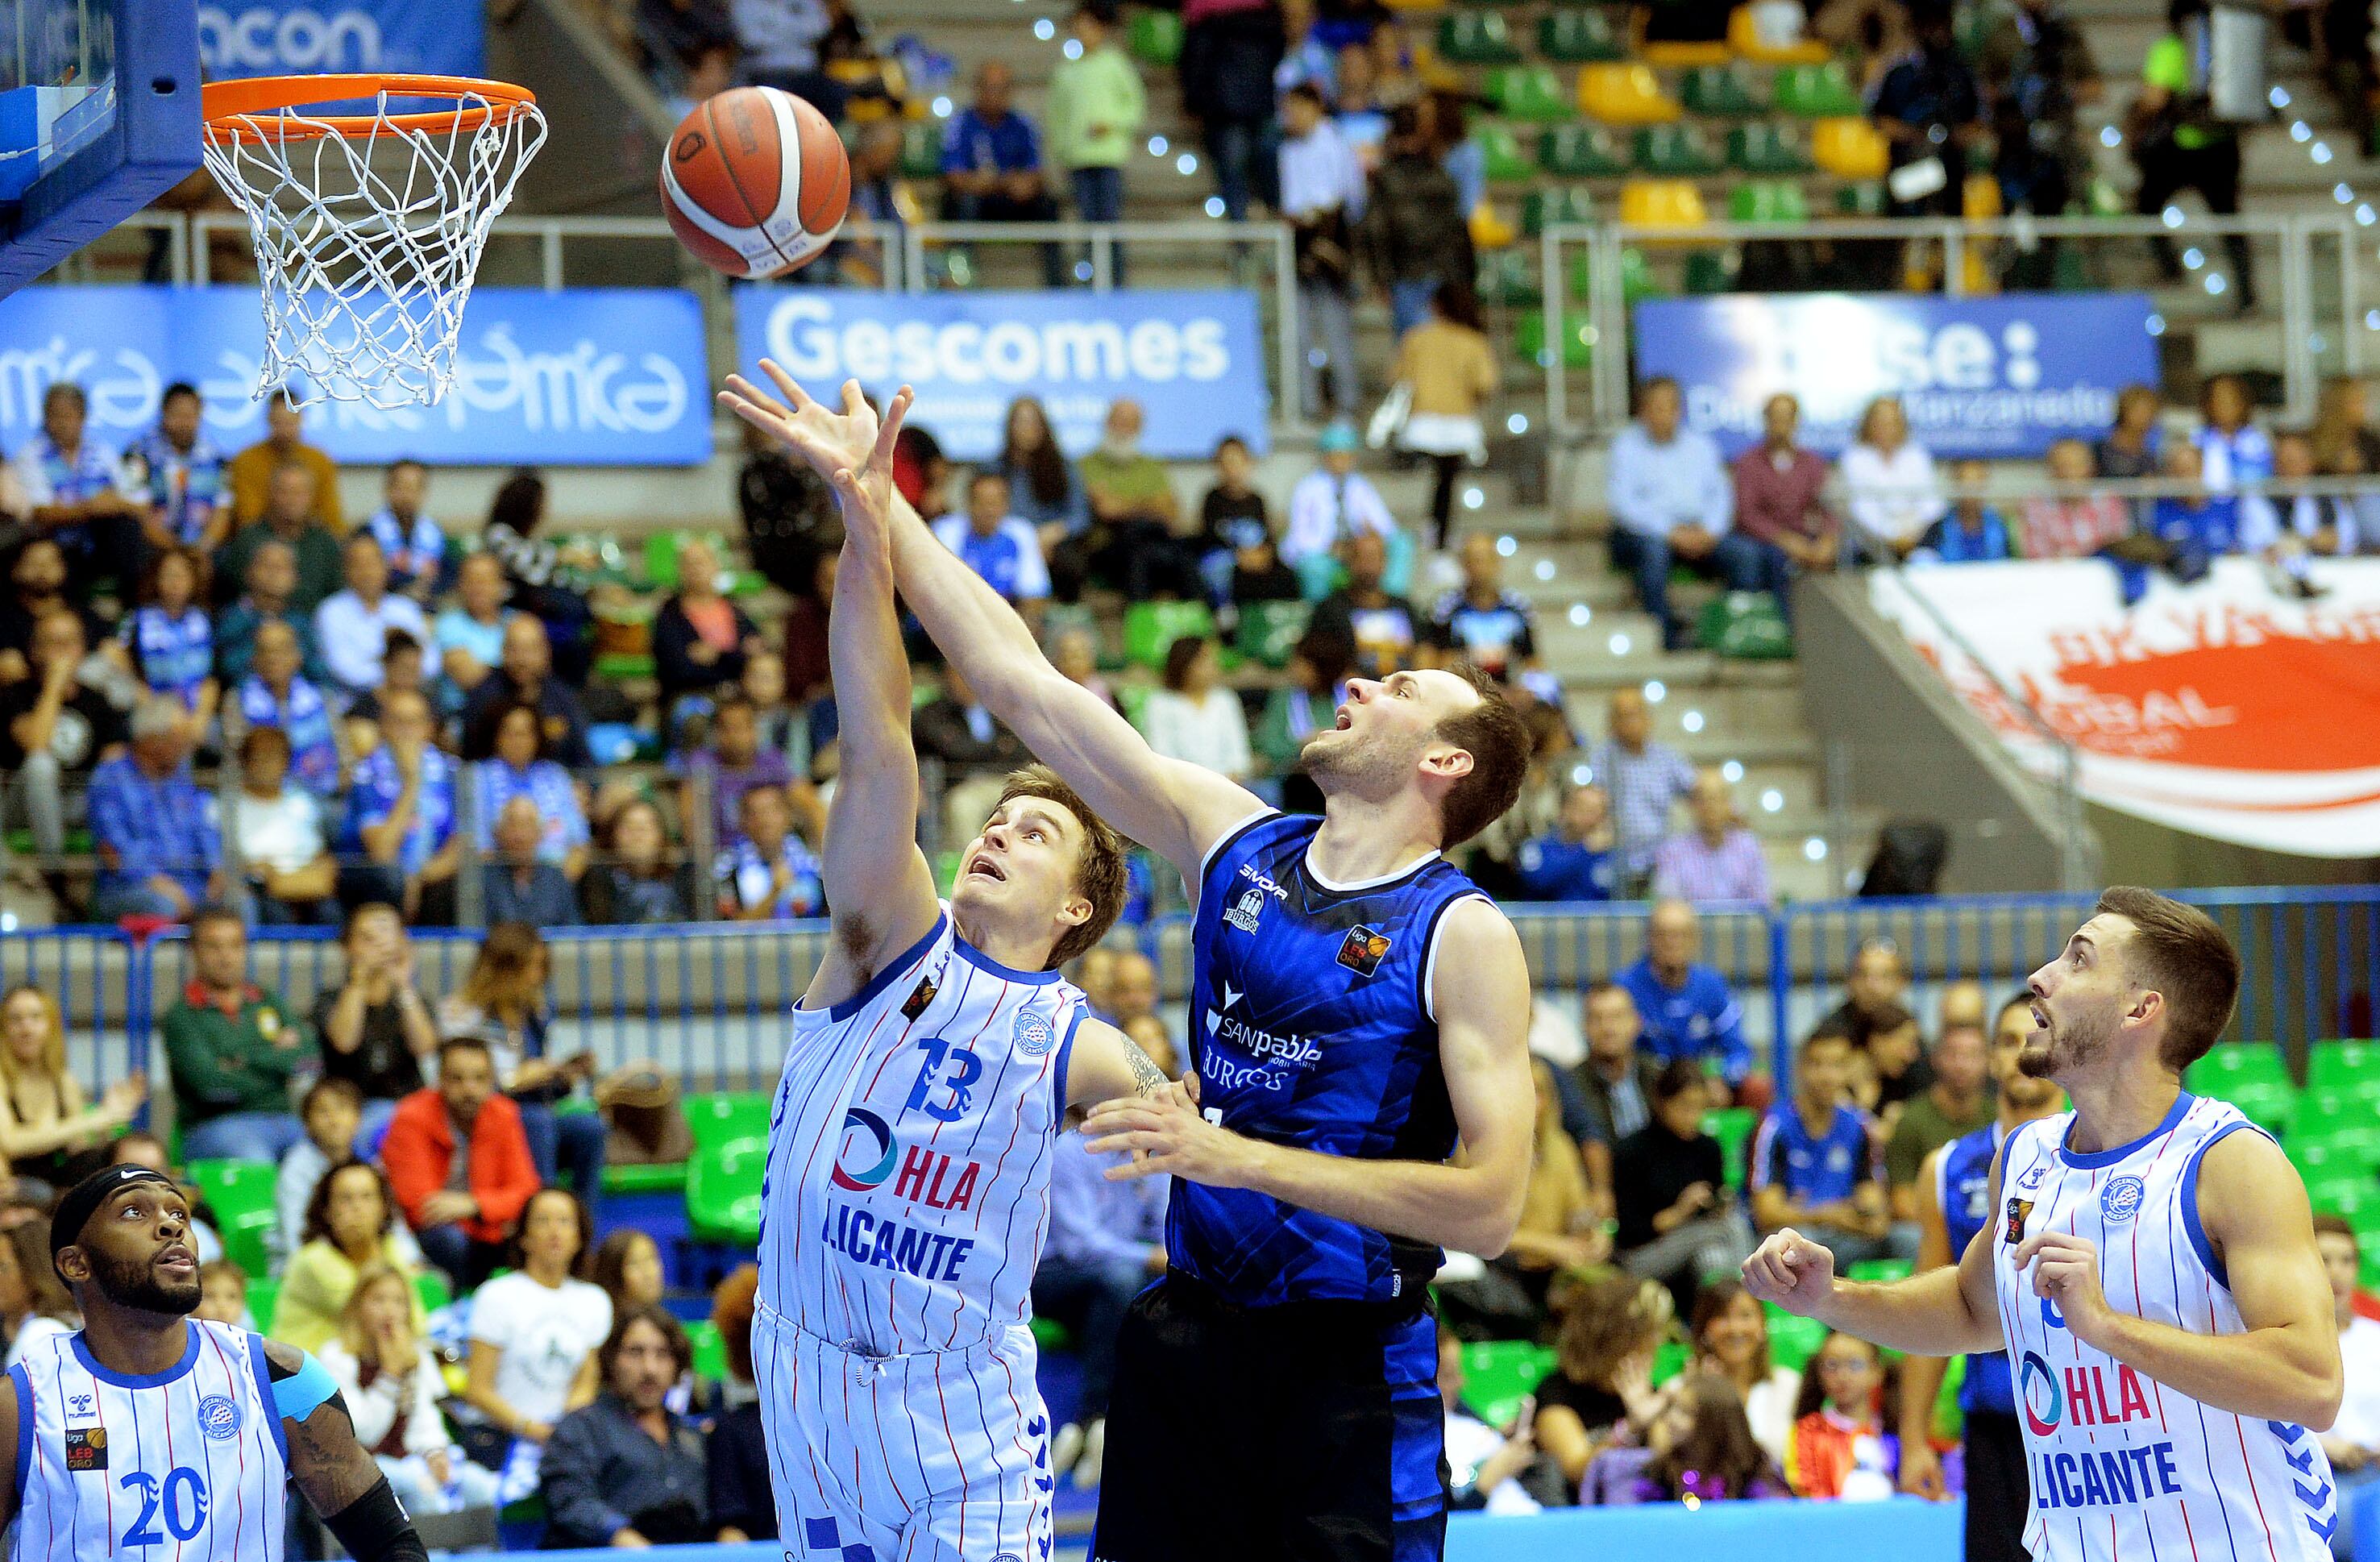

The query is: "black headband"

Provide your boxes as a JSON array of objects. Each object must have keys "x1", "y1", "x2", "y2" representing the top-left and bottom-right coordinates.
[{"x1": 51, "y1": 1166, "x2": 178, "y2": 1281}]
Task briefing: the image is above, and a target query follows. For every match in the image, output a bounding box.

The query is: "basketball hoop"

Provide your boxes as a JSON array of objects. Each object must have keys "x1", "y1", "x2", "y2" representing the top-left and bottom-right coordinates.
[{"x1": 201, "y1": 74, "x2": 548, "y2": 409}]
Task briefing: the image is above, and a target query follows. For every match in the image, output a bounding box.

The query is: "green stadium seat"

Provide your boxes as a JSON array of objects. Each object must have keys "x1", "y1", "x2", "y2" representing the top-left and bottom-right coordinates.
[
  {"x1": 1477, "y1": 251, "x2": 1544, "y2": 305},
  {"x1": 1474, "y1": 124, "x2": 1536, "y2": 183},
  {"x1": 1440, "y1": 11, "x2": 1523, "y2": 64},
  {"x1": 2294, "y1": 1086, "x2": 2377, "y2": 1138},
  {"x1": 1030, "y1": 1315, "x2": 1074, "y2": 1352},
  {"x1": 1128, "y1": 7, "x2": 1183, "y2": 67},
  {"x1": 247, "y1": 1278, "x2": 279, "y2": 1332},
  {"x1": 1487, "y1": 66, "x2": 1572, "y2": 122},
  {"x1": 1837, "y1": 181, "x2": 1887, "y2": 216},
  {"x1": 415, "y1": 1270, "x2": 453, "y2": 1315},
  {"x1": 1539, "y1": 9, "x2": 1625, "y2": 60},
  {"x1": 1235, "y1": 599, "x2": 1311, "y2": 669},
  {"x1": 1728, "y1": 121, "x2": 1814, "y2": 174},
  {"x1": 1650, "y1": 1339, "x2": 1691, "y2": 1385},
  {"x1": 1773, "y1": 61, "x2": 1866, "y2": 117},
  {"x1": 1512, "y1": 309, "x2": 1595, "y2": 369},
  {"x1": 1632, "y1": 123, "x2": 1722, "y2": 176},
  {"x1": 1539, "y1": 123, "x2": 1630, "y2": 177},
  {"x1": 1766, "y1": 1309, "x2": 1827, "y2": 1373},
  {"x1": 1729, "y1": 179, "x2": 1810, "y2": 222},
  {"x1": 604, "y1": 1161, "x2": 690, "y2": 1194},
  {"x1": 2307, "y1": 1040, "x2": 2380, "y2": 1095},
  {"x1": 2305, "y1": 1169, "x2": 2377, "y2": 1219},
  {"x1": 1521, "y1": 185, "x2": 1597, "y2": 237},
  {"x1": 1684, "y1": 250, "x2": 1738, "y2": 294},
  {"x1": 2227, "y1": 1079, "x2": 2299, "y2": 1136},
  {"x1": 687, "y1": 1136, "x2": 766, "y2": 1245},
  {"x1": 1702, "y1": 1106, "x2": 1756, "y2": 1186},
  {"x1": 1460, "y1": 1340, "x2": 1556, "y2": 1427},
  {"x1": 2187, "y1": 1042, "x2": 2292, "y2": 1095},
  {"x1": 2354, "y1": 1207, "x2": 2380, "y2": 1288},
  {"x1": 685, "y1": 1319, "x2": 729, "y2": 1384},
  {"x1": 1565, "y1": 245, "x2": 1659, "y2": 305},
  {"x1": 1124, "y1": 599, "x2": 1217, "y2": 671},
  {"x1": 684, "y1": 1091, "x2": 772, "y2": 1151},
  {"x1": 1679, "y1": 63, "x2": 1771, "y2": 115},
  {"x1": 1847, "y1": 1258, "x2": 1913, "y2": 1284},
  {"x1": 900, "y1": 122, "x2": 945, "y2": 181},
  {"x1": 187, "y1": 1158, "x2": 278, "y2": 1282}
]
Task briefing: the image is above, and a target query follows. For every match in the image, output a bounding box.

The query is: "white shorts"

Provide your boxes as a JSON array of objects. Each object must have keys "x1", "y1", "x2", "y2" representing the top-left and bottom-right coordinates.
[{"x1": 754, "y1": 1299, "x2": 1056, "y2": 1562}]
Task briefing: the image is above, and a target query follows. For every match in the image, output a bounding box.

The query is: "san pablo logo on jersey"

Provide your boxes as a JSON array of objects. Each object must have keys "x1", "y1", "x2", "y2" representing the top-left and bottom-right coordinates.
[
  {"x1": 2100, "y1": 1174, "x2": 2145, "y2": 1224},
  {"x1": 1202, "y1": 981, "x2": 1323, "y2": 1095}
]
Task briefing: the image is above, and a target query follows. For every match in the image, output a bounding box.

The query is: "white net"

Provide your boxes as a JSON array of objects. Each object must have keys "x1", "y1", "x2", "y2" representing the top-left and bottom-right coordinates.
[{"x1": 201, "y1": 84, "x2": 548, "y2": 409}]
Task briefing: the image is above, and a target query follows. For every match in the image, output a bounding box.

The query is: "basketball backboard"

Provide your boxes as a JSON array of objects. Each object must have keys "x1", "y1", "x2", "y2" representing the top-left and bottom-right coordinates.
[{"x1": 0, "y1": 0, "x2": 201, "y2": 294}]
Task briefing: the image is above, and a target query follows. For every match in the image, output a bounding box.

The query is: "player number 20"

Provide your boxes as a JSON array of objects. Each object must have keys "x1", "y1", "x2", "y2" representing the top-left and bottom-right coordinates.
[{"x1": 120, "y1": 1467, "x2": 208, "y2": 1547}]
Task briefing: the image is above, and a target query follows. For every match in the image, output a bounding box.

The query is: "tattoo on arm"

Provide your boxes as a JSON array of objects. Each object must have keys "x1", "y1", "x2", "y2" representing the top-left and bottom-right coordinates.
[
  {"x1": 272, "y1": 1340, "x2": 386, "y2": 1520},
  {"x1": 1125, "y1": 1042, "x2": 1170, "y2": 1098}
]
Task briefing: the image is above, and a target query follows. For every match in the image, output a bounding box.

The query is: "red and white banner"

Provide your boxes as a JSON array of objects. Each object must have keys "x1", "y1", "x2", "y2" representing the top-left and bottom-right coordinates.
[{"x1": 1870, "y1": 559, "x2": 2380, "y2": 856}]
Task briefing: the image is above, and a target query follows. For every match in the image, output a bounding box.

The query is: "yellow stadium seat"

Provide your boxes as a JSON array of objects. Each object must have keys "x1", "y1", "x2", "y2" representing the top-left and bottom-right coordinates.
[
  {"x1": 1963, "y1": 172, "x2": 2003, "y2": 218},
  {"x1": 1811, "y1": 117, "x2": 1890, "y2": 179},
  {"x1": 1643, "y1": 39, "x2": 1732, "y2": 67},
  {"x1": 1579, "y1": 63, "x2": 1682, "y2": 125},
  {"x1": 1728, "y1": 5, "x2": 1831, "y2": 63},
  {"x1": 1469, "y1": 199, "x2": 1518, "y2": 249},
  {"x1": 1618, "y1": 178, "x2": 1709, "y2": 229}
]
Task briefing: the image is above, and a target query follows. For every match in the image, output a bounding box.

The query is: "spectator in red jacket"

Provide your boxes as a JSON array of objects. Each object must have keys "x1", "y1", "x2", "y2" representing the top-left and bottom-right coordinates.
[{"x1": 382, "y1": 1035, "x2": 541, "y2": 1287}]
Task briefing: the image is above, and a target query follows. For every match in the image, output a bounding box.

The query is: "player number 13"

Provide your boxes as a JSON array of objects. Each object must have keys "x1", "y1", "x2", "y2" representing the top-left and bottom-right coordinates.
[{"x1": 903, "y1": 1037, "x2": 982, "y2": 1124}]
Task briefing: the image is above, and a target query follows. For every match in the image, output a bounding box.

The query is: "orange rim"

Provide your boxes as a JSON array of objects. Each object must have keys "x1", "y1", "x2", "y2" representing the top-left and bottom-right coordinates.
[{"x1": 201, "y1": 73, "x2": 539, "y2": 143}]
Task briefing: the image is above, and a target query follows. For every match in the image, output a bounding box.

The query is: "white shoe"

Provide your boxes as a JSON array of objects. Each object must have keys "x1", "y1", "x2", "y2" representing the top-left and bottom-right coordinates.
[
  {"x1": 1074, "y1": 1418, "x2": 1107, "y2": 1489},
  {"x1": 1050, "y1": 1421, "x2": 1085, "y2": 1479}
]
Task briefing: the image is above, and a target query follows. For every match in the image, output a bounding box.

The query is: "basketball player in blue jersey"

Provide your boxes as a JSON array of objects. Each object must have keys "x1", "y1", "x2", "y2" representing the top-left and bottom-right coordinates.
[
  {"x1": 0, "y1": 1165, "x2": 428, "y2": 1562},
  {"x1": 1899, "y1": 991, "x2": 2066, "y2": 1562},
  {"x1": 743, "y1": 387, "x2": 1189, "y2": 1562},
  {"x1": 722, "y1": 363, "x2": 1540, "y2": 1562},
  {"x1": 1749, "y1": 888, "x2": 2344, "y2": 1562}
]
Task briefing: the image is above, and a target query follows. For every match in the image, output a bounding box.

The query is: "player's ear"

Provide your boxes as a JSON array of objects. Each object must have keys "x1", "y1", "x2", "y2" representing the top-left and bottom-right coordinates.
[
  {"x1": 1058, "y1": 892, "x2": 1092, "y2": 931},
  {"x1": 53, "y1": 1247, "x2": 89, "y2": 1286},
  {"x1": 1420, "y1": 742, "x2": 1475, "y2": 783}
]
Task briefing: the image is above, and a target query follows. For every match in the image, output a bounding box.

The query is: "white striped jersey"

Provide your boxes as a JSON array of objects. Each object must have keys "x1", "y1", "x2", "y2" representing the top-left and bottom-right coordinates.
[
  {"x1": 1994, "y1": 1094, "x2": 2339, "y2": 1562},
  {"x1": 9, "y1": 1320, "x2": 290, "y2": 1562},
  {"x1": 759, "y1": 908, "x2": 1084, "y2": 1356}
]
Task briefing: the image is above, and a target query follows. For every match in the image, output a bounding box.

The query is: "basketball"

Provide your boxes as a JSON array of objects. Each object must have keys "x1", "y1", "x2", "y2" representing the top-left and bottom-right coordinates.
[{"x1": 658, "y1": 85, "x2": 849, "y2": 280}]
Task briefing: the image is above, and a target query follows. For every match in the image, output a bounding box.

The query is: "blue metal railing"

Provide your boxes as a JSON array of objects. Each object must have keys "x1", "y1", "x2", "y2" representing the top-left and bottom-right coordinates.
[{"x1": 13, "y1": 885, "x2": 2378, "y2": 1095}]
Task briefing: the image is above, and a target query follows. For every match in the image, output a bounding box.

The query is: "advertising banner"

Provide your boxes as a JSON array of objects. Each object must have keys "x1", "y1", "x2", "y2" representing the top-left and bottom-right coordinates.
[
  {"x1": 198, "y1": 0, "x2": 485, "y2": 78},
  {"x1": 0, "y1": 285, "x2": 712, "y2": 466},
  {"x1": 1634, "y1": 294, "x2": 2160, "y2": 459},
  {"x1": 734, "y1": 288, "x2": 1272, "y2": 461},
  {"x1": 1871, "y1": 559, "x2": 2380, "y2": 855}
]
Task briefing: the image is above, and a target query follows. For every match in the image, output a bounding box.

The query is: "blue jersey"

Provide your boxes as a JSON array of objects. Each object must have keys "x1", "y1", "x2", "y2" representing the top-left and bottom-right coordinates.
[
  {"x1": 1748, "y1": 1102, "x2": 1877, "y2": 1207},
  {"x1": 1178, "y1": 810, "x2": 1485, "y2": 1306},
  {"x1": 1938, "y1": 1120, "x2": 2012, "y2": 1415},
  {"x1": 1513, "y1": 835, "x2": 1612, "y2": 901},
  {"x1": 122, "y1": 606, "x2": 214, "y2": 708},
  {"x1": 1616, "y1": 956, "x2": 1751, "y2": 1083}
]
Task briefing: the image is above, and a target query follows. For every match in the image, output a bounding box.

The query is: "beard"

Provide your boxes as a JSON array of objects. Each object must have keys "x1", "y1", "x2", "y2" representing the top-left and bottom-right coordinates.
[
  {"x1": 89, "y1": 1247, "x2": 201, "y2": 1316},
  {"x1": 1298, "y1": 725, "x2": 1411, "y2": 798},
  {"x1": 2016, "y1": 1005, "x2": 2113, "y2": 1082},
  {"x1": 2001, "y1": 1070, "x2": 2064, "y2": 1111}
]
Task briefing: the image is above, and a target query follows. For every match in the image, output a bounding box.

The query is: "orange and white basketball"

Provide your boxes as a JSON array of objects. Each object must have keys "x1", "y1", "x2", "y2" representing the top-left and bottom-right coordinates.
[{"x1": 658, "y1": 86, "x2": 849, "y2": 279}]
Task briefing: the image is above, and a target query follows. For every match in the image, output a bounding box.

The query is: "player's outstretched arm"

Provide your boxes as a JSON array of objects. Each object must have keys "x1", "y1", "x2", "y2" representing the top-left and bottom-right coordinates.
[
  {"x1": 1082, "y1": 899, "x2": 1534, "y2": 1256},
  {"x1": 266, "y1": 1338, "x2": 430, "y2": 1562},
  {"x1": 1745, "y1": 1140, "x2": 2006, "y2": 1359},
  {"x1": 719, "y1": 365, "x2": 1265, "y2": 883},
  {"x1": 2016, "y1": 1128, "x2": 2341, "y2": 1428},
  {"x1": 806, "y1": 386, "x2": 941, "y2": 1010},
  {"x1": 1895, "y1": 1143, "x2": 1957, "y2": 1500}
]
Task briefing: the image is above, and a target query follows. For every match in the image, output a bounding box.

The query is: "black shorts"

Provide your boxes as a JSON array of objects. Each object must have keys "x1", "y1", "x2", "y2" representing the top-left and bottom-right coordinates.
[
  {"x1": 1090, "y1": 1274, "x2": 1448, "y2": 1562},
  {"x1": 1965, "y1": 1409, "x2": 2031, "y2": 1562}
]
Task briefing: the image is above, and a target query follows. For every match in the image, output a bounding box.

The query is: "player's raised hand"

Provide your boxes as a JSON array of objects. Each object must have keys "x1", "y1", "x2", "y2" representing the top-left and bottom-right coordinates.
[
  {"x1": 1742, "y1": 1228, "x2": 1837, "y2": 1314},
  {"x1": 717, "y1": 362, "x2": 885, "y2": 481},
  {"x1": 826, "y1": 384, "x2": 913, "y2": 547},
  {"x1": 2013, "y1": 1231, "x2": 2113, "y2": 1348}
]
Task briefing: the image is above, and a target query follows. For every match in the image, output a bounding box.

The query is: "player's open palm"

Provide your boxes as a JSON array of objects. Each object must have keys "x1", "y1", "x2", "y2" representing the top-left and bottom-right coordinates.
[
  {"x1": 824, "y1": 384, "x2": 913, "y2": 552},
  {"x1": 716, "y1": 361, "x2": 884, "y2": 484},
  {"x1": 1742, "y1": 1228, "x2": 1836, "y2": 1314}
]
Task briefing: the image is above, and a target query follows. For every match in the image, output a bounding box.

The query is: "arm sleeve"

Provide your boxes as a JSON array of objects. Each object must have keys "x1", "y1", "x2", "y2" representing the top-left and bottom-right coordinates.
[
  {"x1": 538, "y1": 1412, "x2": 631, "y2": 1545},
  {"x1": 268, "y1": 1346, "x2": 342, "y2": 1423}
]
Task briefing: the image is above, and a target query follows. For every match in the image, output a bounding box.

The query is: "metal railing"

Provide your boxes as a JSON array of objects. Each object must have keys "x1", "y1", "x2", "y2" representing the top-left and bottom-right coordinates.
[{"x1": 23, "y1": 884, "x2": 2372, "y2": 1103}]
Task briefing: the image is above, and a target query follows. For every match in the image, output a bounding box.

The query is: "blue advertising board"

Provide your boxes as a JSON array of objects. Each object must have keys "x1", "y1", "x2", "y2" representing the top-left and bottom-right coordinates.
[
  {"x1": 733, "y1": 289, "x2": 1272, "y2": 461},
  {"x1": 0, "y1": 285, "x2": 711, "y2": 466},
  {"x1": 1633, "y1": 293, "x2": 2160, "y2": 458},
  {"x1": 198, "y1": 0, "x2": 487, "y2": 79}
]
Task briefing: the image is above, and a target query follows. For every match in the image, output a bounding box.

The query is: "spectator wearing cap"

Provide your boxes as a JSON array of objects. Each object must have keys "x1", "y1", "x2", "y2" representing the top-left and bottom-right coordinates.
[
  {"x1": 1651, "y1": 771, "x2": 1772, "y2": 904},
  {"x1": 1585, "y1": 686, "x2": 1697, "y2": 897},
  {"x1": 315, "y1": 532, "x2": 430, "y2": 700},
  {"x1": 1284, "y1": 422, "x2": 1405, "y2": 600},
  {"x1": 1605, "y1": 376, "x2": 1759, "y2": 651},
  {"x1": 89, "y1": 695, "x2": 223, "y2": 922},
  {"x1": 1616, "y1": 899, "x2": 1767, "y2": 1104}
]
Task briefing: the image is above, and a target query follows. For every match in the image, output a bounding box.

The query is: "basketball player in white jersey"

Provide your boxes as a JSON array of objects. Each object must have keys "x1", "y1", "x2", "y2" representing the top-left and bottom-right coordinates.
[
  {"x1": 0, "y1": 1165, "x2": 427, "y2": 1562},
  {"x1": 1749, "y1": 887, "x2": 2344, "y2": 1562},
  {"x1": 748, "y1": 387, "x2": 1182, "y2": 1562}
]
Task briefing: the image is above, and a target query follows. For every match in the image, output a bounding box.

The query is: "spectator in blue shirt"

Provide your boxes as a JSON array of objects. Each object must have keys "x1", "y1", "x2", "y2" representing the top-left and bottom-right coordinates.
[
  {"x1": 470, "y1": 699, "x2": 592, "y2": 879},
  {"x1": 343, "y1": 687, "x2": 460, "y2": 925},
  {"x1": 1604, "y1": 376, "x2": 1762, "y2": 651},
  {"x1": 120, "y1": 545, "x2": 218, "y2": 729},
  {"x1": 1747, "y1": 1028, "x2": 1909, "y2": 1269},
  {"x1": 930, "y1": 471, "x2": 1053, "y2": 629},
  {"x1": 223, "y1": 619, "x2": 343, "y2": 798},
  {"x1": 1914, "y1": 459, "x2": 2016, "y2": 563},
  {"x1": 89, "y1": 695, "x2": 224, "y2": 922},
  {"x1": 127, "y1": 382, "x2": 231, "y2": 555},
  {"x1": 360, "y1": 459, "x2": 448, "y2": 602},
  {"x1": 1033, "y1": 1031, "x2": 1172, "y2": 1486},
  {"x1": 1514, "y1": 783, "x2": 1615, "y2": 902},
  {"x1": 482, "y1": 795, "x2": 583, "y2": 928},
  {"x1": 939, "y1": 60, "x2": 1063, "y2": 287},
  {"x1": 10, "y1": 382, "x2": 147, "y2": 596},
  {"x1": 1615, "y1": 899, "x2": 1770, "y2": 1105}
]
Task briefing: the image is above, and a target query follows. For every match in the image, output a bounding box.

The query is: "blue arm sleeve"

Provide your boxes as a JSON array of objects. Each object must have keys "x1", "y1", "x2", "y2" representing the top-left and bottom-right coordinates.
[{"x1": 271, "y1": 1348, "x2": 341, "y2": 1424}]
